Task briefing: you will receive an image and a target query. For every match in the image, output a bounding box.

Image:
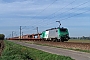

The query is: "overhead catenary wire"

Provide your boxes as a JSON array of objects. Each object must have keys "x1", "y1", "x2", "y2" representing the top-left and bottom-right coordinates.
[
  {"x1": 4, "y1": 1, "x2": 90, "y2": 37},
  {"x1": 32, "y1": 0, "x2": 77, "y2": 26},
  {"x1": 25, "y1": 0, "x2": 89, "y2": 32},
  {"x1": 49, "y1": 0, "x2": 90, "y2": 20},
  {"x1": 60, "y1": 9, "x2": 90, "y2": 21},
  {"x1": 20, "y1": 26, "x2": 40, "y2": 34},
  {"x1": 19, "y1": 0, "x2": 76, "y2": 27},
  {"x1": 16, "y1": 0, "x2": 58, "y2": 35},
  {"x1": 39, "y1": 0, "x2": 90, "y2": 27},
  {"x1": 44, "y1": 8, "x2": 90, "y2": 27},
  {"x1": 22, "y1": 0, "x2": 58, "y2": 26},
  {"x1": 10, "y1": 0, "x2": 90, "y2": 35}
]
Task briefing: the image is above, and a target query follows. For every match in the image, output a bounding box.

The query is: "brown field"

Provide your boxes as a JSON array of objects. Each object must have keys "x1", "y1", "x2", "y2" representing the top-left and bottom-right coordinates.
[
  {"x1": 67, "y1": 39, "x2": 90, "y2": 43},
  {"x1": 23, "y1": 40, "x2": 90, "y2": 51}
]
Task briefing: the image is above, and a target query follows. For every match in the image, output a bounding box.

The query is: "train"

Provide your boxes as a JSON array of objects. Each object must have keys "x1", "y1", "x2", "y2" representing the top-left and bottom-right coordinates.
[
  {"x1": 8, "y1": 27, "x2": 70, "y2": 42},
  {"x1": 41, "y1": 27, "x2": 70, "y2": 42}
]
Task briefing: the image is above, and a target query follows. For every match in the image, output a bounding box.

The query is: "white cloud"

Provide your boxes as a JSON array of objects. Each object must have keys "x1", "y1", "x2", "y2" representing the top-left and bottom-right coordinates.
[{"x1": 0, "y1": 0, "x2": 90, "y2": 37}]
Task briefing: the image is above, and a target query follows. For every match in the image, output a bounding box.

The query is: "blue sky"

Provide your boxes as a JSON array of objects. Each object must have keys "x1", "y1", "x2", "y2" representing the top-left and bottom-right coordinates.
[{"x1": 0, "y1": 0, "x2": 90, "y2": 37}]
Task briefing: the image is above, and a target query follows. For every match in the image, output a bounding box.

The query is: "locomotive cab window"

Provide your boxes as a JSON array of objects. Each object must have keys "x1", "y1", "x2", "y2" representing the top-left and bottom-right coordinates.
[{"x1": 60, "y1": 28, "x2": 67, "y2": 32}]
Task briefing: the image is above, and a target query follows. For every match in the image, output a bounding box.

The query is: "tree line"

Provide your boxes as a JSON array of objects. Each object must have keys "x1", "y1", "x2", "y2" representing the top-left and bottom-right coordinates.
[{"x1": 70, "y1": 36, "x2": 90, "y2": 40}]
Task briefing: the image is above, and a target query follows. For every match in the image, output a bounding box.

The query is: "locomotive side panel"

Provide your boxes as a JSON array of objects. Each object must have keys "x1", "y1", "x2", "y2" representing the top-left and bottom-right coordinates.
[
  {"x1": 44, "y1": 31, "x2": 49, "y2": 38},
  {"x1": 48, "y1": 29, "x2": 58, "y2": 38}
]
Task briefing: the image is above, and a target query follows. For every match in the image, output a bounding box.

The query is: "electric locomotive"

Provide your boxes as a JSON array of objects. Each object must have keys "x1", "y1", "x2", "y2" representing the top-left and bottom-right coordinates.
[{"x1": 41, "y1": 27, "x2": 70, "y2": 42}]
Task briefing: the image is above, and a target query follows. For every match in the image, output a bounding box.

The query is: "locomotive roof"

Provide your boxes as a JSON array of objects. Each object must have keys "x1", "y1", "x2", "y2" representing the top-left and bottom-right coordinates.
[{"x1": 46, "y1": 27, "x2": 67, "y2": 31}]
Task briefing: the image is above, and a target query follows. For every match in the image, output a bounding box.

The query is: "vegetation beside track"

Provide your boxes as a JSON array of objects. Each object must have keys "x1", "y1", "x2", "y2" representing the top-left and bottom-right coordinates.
[
  {"x1": 67, "y1": 39, "x2": 90, "y2": 43},
  {"x1": 0, "y1": 40, "x2": 74, "y2": 60}
]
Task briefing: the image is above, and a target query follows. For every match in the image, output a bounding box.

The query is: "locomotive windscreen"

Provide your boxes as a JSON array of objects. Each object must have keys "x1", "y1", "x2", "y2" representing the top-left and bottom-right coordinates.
[{"x1": 60, "y1": 28, "x2": 67, "y2": 32}]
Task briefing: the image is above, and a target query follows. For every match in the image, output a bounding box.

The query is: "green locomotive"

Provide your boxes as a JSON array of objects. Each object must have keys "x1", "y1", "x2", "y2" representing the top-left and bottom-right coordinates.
[{"x1": 41, "y1": 27, "x2": 70, "y2": 42}]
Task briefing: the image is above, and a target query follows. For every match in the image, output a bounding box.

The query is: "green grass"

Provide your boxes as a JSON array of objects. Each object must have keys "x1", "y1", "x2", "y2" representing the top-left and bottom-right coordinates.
[
  {"x1": 0, "y1": 40, "x2": 74, "y2": 60},
  {"x1": 67, "y1": 39, "x2": 90, "y2": 43}
]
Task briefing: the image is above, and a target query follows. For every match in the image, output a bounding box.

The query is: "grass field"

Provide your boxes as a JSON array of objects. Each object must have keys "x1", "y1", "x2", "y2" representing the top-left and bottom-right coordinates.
[
  {"x1": 0, "y1": 40, "x2": 74, "y2": 60},
  {"x1": 67, "y1": 39, "x2": 90, "y2": 43}
]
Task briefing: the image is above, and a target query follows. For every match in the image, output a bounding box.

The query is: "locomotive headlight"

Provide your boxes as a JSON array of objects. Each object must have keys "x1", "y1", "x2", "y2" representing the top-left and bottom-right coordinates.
[{"x1": 66, "y1": 38, "x2": 68, "y2": 39}]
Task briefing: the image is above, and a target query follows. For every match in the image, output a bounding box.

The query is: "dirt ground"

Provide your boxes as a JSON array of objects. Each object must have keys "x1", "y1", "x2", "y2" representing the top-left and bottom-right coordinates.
[
  {"x1": 25, "y1": 41, "x2": 90, "y2": 50},
  {"x1": 0, "y1": 40, "x2": 4, "y2": 56}
]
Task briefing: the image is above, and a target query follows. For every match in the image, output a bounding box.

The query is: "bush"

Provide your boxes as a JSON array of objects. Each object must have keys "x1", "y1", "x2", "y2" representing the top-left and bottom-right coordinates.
[{"x1": 0, "y1": 34, "x2": 5, "y2": 40}]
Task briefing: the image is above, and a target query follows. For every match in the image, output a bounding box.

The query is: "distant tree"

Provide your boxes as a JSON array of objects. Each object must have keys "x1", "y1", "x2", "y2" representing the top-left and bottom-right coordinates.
[{"x1": 0, "y1": 34, "x2": 5, "y2": 40}]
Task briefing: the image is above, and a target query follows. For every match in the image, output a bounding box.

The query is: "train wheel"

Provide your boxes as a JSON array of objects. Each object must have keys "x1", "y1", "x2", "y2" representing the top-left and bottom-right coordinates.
[
  {"x1": 52, "y1": 39, "x2": 56, "y2": 42},
  {"x1": 61, "y1": 39, "x2": 64, "y2": 42},
  {"x1": 57, "y1": 39, "x2": 60, "y2": 42}
]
